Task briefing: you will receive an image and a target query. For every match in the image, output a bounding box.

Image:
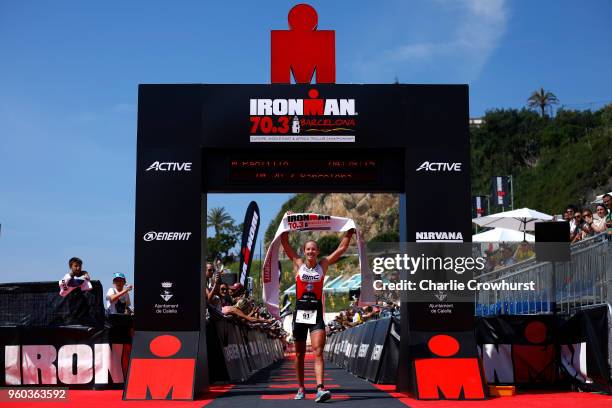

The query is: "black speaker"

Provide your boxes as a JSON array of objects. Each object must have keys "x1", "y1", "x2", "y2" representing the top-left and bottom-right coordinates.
[{"x1": 535, "y1": 222, "x2": 571, "y2": 262}]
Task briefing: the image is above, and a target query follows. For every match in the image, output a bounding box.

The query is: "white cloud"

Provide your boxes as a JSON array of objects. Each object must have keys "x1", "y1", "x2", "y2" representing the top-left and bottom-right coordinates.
[{"x1": 363, "y1": 0, "x2": 508, "y2": 81}]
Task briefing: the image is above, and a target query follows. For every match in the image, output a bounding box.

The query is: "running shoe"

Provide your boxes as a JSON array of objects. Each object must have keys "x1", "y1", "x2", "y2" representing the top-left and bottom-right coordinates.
[
  {"x1": 294, "y1": 388, "x2": 305, "y2": 400},
  {"x1": 314, "y1": 388, "x2": 331, "y2": 403}
]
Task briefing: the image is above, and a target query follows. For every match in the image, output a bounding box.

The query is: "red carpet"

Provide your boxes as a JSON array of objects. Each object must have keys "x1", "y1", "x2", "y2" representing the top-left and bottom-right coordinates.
[
  {"x1": 5, "y1": 360, "x2": 609, "y2": 407},
  {"x1": 373, "y1": 384, "x2": 611, "y2": 408}
]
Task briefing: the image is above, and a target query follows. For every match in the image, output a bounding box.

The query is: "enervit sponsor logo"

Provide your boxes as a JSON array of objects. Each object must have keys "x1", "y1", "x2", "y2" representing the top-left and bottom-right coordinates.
[
  {"x1": 146, "y1": 161, "x2": 192, "y2": 172},
  {"x1": 416, "y1": 231, "x2": 464, "y2": 242},
  {"x1": 143, "y1": 231, "x2": 192, "y2": 242},
  {"x1": 416, "y1": 161, "x2": 462, "y2": 172}
]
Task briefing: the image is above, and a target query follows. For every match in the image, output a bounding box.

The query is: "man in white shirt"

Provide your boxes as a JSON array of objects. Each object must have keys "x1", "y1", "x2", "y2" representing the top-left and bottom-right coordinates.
[{"x1": 106, "y1": 272, "x2": 133, "y2": 314}]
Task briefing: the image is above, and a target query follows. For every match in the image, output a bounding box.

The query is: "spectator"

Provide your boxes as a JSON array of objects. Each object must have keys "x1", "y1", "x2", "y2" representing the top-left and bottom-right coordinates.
[
  {"x1": 571, "y1": 211, "x2": 586, "y2": 243},
  {"x1": 228, "y1": 282, "x2": 244, "y2": 299},
  {"x1": 578, "y1": 209, "x2": 596, "y2": 240},
  {"x1": 603, "y1": 194, "x2": 612, "y2": 238},
  {"x1": 566, "y1": 204, "x2": 579, "y2": 239},
  {"x1": 218, "y1": 283, "x2": 233, "y2": 306},
  {"x1": 593, "y1": 203, "x2": 608, "y2": 233},
  {"x1": 513, "y1": 241, "x2": 535, "y2": 262},
  {"x1": 106, "y1": 273, "x2": 133, "y2": 315},
  {"x1": 498, "y1": 245, "x2": 516, "y2": 268},
  {"x1": 59, "y1": 257, "x2": 92, "y2": 297}
]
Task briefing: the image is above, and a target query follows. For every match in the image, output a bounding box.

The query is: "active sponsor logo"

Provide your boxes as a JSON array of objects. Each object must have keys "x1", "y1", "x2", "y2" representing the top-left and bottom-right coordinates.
[
  {"x1": 146, "y1": 161, "x2": 192, "y2": 172},
  {"x1": 143, "y1": 231, "x2": 192, "y2": 242},
  {"x1": 249, "y1": 89, "x2": 357, "y2": 142},
  {"x1": 416, "y1": 161, "x2": 462, "y2": 172},
  {"x1": 416, "y1": 231, "x2": 464, "y2": 242}
]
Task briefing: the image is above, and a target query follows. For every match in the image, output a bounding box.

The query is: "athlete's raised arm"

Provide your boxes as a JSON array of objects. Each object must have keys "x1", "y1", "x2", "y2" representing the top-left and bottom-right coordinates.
[
  {"x1": 322, "y1": 229, "x2": 355, "y2": 267},
  {"x1": 281, "y1": 232, "x2": 300, "y2": 262}
]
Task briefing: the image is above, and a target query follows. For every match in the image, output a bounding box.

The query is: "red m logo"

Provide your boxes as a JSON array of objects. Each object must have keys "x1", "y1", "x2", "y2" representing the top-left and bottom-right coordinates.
[{"x1": 271, "y1": 4, "x2": 335, "y2": 84}]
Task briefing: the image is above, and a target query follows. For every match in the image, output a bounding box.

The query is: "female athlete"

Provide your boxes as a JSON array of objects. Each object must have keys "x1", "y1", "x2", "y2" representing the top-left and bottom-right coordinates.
[{"x1": 281, "y1": 229, "x2": 355, "y2": 402}]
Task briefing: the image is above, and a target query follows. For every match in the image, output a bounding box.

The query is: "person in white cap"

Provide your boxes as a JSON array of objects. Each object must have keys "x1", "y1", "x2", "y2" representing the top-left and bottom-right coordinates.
[{"x1": 105, "y1": 273, "x2": 133, "y2": 315}]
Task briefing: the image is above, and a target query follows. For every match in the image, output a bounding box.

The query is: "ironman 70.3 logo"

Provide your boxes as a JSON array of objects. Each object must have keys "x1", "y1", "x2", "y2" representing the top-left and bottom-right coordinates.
[{"x1": 249, "y1": 88, "x2": 357, "y2": 143}]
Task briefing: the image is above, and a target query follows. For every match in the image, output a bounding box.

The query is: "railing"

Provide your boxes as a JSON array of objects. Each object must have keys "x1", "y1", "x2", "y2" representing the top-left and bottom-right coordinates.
[{"x1": 475, "y1": 233, "x2": 611, "y2": 316}]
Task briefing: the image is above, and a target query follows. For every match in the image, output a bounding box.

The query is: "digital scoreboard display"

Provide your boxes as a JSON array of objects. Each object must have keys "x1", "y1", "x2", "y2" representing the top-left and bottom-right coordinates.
[
  {"x1": 230, "y1": 158, "x2": 379, "y2": 183},
  {"x1": 204, "y1": 148, "x2": 405, "y2": 193}
]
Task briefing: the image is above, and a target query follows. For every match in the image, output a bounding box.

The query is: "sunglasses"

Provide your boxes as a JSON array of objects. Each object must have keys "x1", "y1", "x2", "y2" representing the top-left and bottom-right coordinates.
[
  {"x1": 207, "y1": 268, "x2": 214, "y2": 272},
  {"x1": 582, "y1": 214, "x2": 592, "y2": 217},
  {"x1": 220, "y1": 288, "x2": 228, "y2": 291}
]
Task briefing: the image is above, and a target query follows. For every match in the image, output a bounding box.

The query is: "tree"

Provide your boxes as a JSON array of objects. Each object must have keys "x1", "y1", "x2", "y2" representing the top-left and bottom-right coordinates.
[
  {"x1": 207, "y1": 207, "x2": 232, "y2": 235},
  {"x1": 527, "y1": 87, "x2": 559, "y2": 117}
]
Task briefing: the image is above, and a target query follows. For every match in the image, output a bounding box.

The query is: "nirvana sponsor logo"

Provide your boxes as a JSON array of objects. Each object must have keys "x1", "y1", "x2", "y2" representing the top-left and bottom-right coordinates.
[
  {"x1": 287, "y1": 213, "x2": 332, "y2": 230},
  {"x1": 143, "y1": 231, "x2": 192, "y2": 242},
  {"x1": 249, "y1": 89, "x2": 357, "y2": 142},
  {"x1": 4, "y1": 344, "x2": 126, "y2": 385},
  {"x1": 416, "y1": 161, "x2": 462, "y2": 172},
  {"x1": 146, "y1": 161, "x2": 192, "y2": 172},
  {"x1": 416, "y1": 232, "x2": 464, "y2": 242}
]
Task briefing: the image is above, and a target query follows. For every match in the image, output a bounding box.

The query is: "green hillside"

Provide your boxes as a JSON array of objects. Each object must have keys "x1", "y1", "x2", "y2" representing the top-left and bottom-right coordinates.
[{"x1": 471, "y1": 105, "x2": 612, "y2": 214}]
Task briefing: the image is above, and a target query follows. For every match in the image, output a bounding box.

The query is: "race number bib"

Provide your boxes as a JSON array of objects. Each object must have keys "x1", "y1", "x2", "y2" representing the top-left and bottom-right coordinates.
[{"x1": 296, "y1": 309, "x2": 317, "y2": 324}]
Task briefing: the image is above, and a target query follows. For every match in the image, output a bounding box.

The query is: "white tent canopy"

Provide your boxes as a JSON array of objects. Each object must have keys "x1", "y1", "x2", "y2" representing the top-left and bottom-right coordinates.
[
  {"x1": 472, "y1": 227, "x2": 535, "y2": 242},
  {"x1": 591, "y1": 192, "x2": 612, "y2": 204},
  {"x1": 472, "y1": 207, "x2": 553, "y2": 231}
]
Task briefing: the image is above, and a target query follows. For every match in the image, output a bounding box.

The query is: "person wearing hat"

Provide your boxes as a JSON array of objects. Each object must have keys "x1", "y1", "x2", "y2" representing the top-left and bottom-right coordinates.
[{"x1": 105, "y1": 273, "x2": 133, "y2": 315}]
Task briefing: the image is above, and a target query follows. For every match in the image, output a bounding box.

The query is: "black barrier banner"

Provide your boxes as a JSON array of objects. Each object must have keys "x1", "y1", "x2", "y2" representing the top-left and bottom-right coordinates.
[
  {"x1": 558, "y1": 306, "x2": 611, "y2": 393},
  {"x1": 355, "y1": 319, "x2": 376, "y2": 378},
  {"x1": 0, "y1": 281, "x2": 106, "y2": 328},
  {"x1": 366, "y1": 318, "x2": 392, "y2": 382},
  {"x1": 475, "y1": 315, "x2": 558, "y2": 385},
  {"x1": 239, "y1": 201, "x2": 260, "y2": 287},
  {"x1": 1, "y1": 326, "x2": 132, "y2": 389},
  {"x1": 212, "y1": 319, "x2": 283, "y2": 383},
  {"x1": 377, "y1": 318, "x2": 400, "y2": 384}
]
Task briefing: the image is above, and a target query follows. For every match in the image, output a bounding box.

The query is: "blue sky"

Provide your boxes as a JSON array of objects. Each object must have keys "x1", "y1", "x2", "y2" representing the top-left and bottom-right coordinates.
[{"x1": 1, "y1": 1, "x2": 611, "y2": 286}]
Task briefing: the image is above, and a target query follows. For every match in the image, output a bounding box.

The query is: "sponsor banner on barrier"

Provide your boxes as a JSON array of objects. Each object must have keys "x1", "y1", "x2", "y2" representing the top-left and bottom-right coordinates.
[{"x1": 1, "y1": 326, "x2": 132, "y2": 389}]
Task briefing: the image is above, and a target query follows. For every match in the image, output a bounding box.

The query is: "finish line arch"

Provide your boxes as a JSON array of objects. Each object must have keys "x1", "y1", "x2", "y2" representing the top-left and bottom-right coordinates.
[{"x1": 124, "y1": 83, "x2": 481, "y2": 400}]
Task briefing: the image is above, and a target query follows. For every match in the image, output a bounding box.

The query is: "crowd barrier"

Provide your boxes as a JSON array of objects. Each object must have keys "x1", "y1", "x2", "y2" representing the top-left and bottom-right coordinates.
[
  {"x1": 207, "y1": 318, "x2": 285, "y2": 383},
  {"x1": 326, "y1": 306, "x2": 611, "y2": 393},
  {"x1": 324, "y1": 317, "x2": 399, "y2": 383},
  {"x1": 0, "y1": 281, "x2": 284, "y2": 389},
  {"x1": 475, "y1": 233, "x2": 611, "y2": 316}
]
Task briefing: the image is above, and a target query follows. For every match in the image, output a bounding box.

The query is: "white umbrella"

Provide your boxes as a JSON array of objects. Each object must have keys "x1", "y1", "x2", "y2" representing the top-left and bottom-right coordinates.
[
  {"x1": 472, "y1": 207, "x2": 553, "y2": 241},
  {"x1": 472, "y1": 227, "x2": 535, "y2": 243},
  {"x1": 591, "y1": 192, "x2": 612, "y2": 204}
]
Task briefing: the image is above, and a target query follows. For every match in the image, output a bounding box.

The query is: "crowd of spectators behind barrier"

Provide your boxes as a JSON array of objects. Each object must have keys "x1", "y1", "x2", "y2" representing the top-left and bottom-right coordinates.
[
  {"x1": 326, "y1": 296, "x2": 399, "y2": 335},
  {"x1": 205, "y1": 262, "x2": 286, "y2": 338}
]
